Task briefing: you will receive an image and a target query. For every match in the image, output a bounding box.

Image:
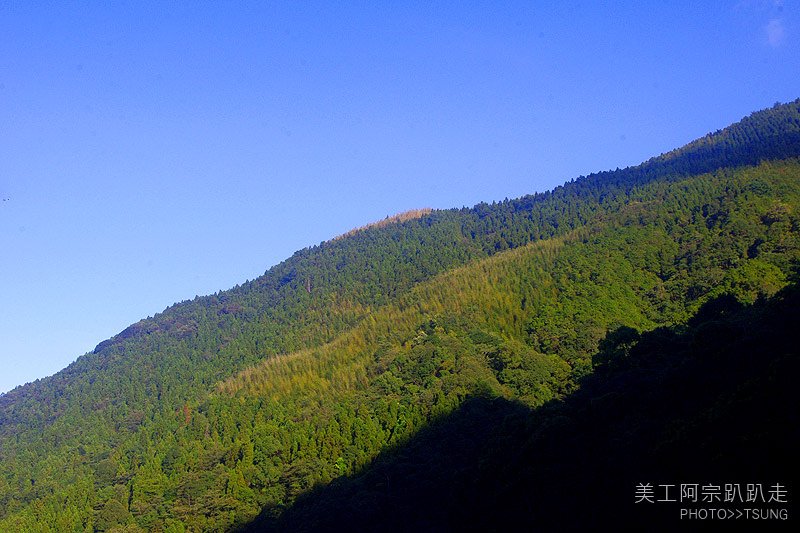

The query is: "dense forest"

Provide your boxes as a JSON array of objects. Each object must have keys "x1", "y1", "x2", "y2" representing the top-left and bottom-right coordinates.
[
  {"x1": 264, "y1": 281, "x2": 800, "y2": 532},
  {"x1": 1, "y1": 100, "x2": 799, "y2": 531}
]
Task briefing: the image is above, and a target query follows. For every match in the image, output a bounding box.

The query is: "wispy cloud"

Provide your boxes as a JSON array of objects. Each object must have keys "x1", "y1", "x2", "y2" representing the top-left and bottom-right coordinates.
[{"x1": 766, "y1": 18, "x2": 786, "y2": 47}]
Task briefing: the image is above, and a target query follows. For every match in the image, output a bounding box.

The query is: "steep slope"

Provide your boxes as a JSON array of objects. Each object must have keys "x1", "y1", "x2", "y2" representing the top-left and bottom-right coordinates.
[
  {"x1": 3, "y1": 100, "x2": 799, "y2": 439},
  {"x1": 265, "y1": 282, "x2": 800, "y2": 532},
  {"x1": 1, "y1": 100, "x2": 799, "y2": 530}
]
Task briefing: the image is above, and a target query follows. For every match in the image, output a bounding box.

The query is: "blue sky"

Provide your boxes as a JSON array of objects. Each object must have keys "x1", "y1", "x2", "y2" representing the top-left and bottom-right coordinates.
[{"x1": 1, "y1": 1, "x2": 798, "y2": 393}]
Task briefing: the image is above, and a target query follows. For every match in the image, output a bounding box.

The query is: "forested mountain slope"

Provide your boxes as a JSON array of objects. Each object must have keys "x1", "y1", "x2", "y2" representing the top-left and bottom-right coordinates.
[
  {"x1": 1, "y1": 100, "x2": 799, "y2": 531},
  {"x1": 264, "y1": 280, "x2": 800, "y2": 532}
]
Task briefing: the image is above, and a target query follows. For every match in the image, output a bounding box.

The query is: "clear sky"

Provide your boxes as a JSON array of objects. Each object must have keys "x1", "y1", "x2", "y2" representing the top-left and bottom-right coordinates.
[{"x1": 1, "y1": 1, "x2": 798, "y2": 394}]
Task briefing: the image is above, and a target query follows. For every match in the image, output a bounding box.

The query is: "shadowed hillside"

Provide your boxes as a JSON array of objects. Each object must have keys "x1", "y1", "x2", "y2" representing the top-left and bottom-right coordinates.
[{"x1": 253, "y1": 284, "x2": 799, "y2": 532}]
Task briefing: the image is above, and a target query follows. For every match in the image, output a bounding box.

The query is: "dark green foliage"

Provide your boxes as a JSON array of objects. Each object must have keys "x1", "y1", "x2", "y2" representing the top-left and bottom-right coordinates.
[
  {"x1": 593, "y1": 325, "x2": 640, "y2": 368},
  {"x1": 262, "y1": 284, "x2": 800, "y2": 532},
  {"x1": 0, "y1": 100, "x2": 799, "y2": 531}
]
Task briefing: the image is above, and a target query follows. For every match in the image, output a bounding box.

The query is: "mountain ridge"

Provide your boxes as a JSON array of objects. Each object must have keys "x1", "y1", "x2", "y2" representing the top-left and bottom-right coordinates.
[
  {"x1": 1, "y1": 99, "x2": 799, "y2": 531},
  {"x1": 15, "y1": 98, "x2": 799, "y2": 384},
  {"x1": 28, "y1": 98, "x2": 800, "y2": 383}
]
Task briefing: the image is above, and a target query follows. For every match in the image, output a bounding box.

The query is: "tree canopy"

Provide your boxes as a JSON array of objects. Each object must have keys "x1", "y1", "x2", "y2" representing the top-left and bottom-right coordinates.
[{"x1": 1, "y1": 100, "x2": 799, "y2": 531}]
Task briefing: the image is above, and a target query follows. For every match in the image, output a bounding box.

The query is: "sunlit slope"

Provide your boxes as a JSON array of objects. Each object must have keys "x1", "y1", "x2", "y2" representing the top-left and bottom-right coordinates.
[
  {"x1": 0, "y1": 100, "x2": 799, "y2": 530},
  {"x1": 37, "y1": 159, "x2": 794, "y2": 531},
  {"x1": 173, "y1": 159, "x2": 798, "y2": 530},
  {"x1": 265, "y1": 277, "x2": 800, "y2": 533},
  {"x1": 2, "y1": 99, "x2": 799, "y2": 449},
  {"x1": 220, "y1": 158, "x2": 800, "y2": 404}
]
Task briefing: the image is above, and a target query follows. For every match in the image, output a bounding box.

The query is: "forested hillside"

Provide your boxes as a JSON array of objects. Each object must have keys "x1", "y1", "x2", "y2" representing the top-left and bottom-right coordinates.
[
  {"x1": 264, "y1": 281, "x2": 800, "y2": 532},
  {"x1": 1, "y1": 100, "x2": 799, "y2": 531}
]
